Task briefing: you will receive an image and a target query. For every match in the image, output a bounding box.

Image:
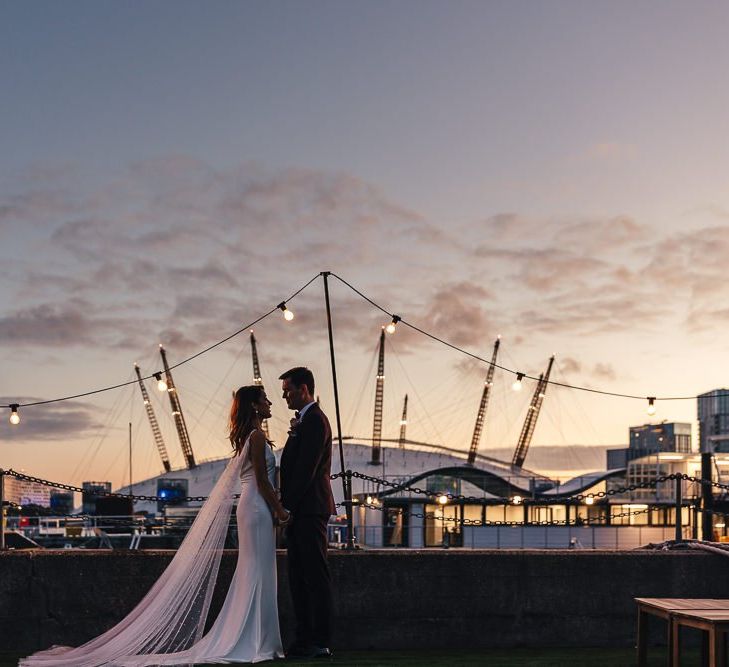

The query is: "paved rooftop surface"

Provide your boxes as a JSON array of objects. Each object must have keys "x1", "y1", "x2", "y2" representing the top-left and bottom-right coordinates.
[{"x1": 0, "y1": 647, "x2": 697, "y2": 666}]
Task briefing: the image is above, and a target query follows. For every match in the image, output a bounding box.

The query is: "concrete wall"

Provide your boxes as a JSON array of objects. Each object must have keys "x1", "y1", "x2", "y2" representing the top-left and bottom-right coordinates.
[{"x1": 1, "y1": 549, "x2": 727, "y2": 653}]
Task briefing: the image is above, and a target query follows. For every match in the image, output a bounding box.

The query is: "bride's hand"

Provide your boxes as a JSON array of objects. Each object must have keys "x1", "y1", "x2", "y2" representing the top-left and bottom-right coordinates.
[{"x1": 275, "y1": 509, "x2": 291, "y2": 525}]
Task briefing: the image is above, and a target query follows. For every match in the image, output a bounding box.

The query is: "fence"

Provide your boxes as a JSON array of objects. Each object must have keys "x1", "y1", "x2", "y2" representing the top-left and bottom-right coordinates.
[{"x1": 2, "y1": 467, "x2": 729, "y2": 550}]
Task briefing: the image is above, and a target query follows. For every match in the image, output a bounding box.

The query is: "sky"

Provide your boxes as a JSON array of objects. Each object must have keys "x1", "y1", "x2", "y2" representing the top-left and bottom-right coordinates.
[{"x1": 2, "y1": 1, "x2": 729, "y2": 489}]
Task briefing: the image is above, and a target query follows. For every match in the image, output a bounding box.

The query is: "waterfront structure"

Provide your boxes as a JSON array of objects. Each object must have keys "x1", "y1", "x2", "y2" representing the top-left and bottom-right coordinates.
[
  {"x1": 698, "y1": 388, "x2": 729, "y2": 453},
  {"x1": 352, "y1": 447, "x2": 729, "y2": 549}
]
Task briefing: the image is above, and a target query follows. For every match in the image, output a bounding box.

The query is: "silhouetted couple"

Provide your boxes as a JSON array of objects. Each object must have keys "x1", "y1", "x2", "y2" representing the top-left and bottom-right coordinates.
[{"x1": 21, "y1": 367, "x2": 336, "y2": 665}]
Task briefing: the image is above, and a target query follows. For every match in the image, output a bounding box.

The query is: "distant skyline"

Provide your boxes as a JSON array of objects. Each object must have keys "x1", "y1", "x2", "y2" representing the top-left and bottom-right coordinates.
[{"x1": 2, "y1": 2, "x2": 729, "y2": 488}]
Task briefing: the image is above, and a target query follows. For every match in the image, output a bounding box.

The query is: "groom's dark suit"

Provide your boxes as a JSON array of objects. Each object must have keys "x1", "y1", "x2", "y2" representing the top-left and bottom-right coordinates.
[{"x1": 280, "y1": 403, "x2": 336, "y2": 648}]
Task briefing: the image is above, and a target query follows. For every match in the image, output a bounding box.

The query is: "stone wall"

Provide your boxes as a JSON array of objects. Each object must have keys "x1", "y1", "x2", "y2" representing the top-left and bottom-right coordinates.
[{"x1": 1, "y1": 549, "x2": 726, "y2": 653}]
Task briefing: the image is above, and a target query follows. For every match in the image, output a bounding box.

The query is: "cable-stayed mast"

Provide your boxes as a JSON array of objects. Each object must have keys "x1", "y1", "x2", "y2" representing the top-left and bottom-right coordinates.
[
  {"x1": 398, "y1": 394, "x2": 408, "y2": 449},
  {"x1": 159, "y1": 345, "x2": 196, "y2": 469},
  {"x1": 249, "y1": 331, "x2": 269, "y2": 439},
  {"x1": 370, "y1": 328, "x2": 386, "y2": 465},
  {"x1": 512, "y1": 355, "x2": 555, "y2": 469},
  {"x1": 134, "y1": 363, "x2": 172, "y2": 472},
  {"x1": 467, "y1": 337, "x2": 501, "y2": 465}
]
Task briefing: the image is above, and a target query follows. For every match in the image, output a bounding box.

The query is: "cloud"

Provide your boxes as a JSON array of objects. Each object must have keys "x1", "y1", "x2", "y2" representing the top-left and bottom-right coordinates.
[
  {"x1": 0, "y1": 300, "x2": 102, "y2": 347},
  {"x1": 593, "y1": 363, "x2": 616, "y2": 381},
  {"x1": 0, "y1": 299, "x2": 157, "y2": 350},
  {"x1": 0, "y1": 398, "x2": 104, "y2": 442},
  {"x1": 560, "y1": 357, "x2": 582, "y2": 374}
]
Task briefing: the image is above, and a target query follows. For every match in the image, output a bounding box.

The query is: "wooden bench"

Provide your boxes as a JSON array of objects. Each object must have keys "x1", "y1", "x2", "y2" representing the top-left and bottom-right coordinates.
[{"x1": 636, "y1": 598, "x2": 729, "y2": 666}]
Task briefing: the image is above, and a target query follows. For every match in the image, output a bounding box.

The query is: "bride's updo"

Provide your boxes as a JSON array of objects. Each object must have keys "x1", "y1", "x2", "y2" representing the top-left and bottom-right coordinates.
[{"x1": 229, "y1": 385, "x2": 265, "y2": 455}]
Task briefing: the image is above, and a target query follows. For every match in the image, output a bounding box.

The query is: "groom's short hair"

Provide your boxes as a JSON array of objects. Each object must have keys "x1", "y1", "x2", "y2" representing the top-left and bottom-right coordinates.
[{"x1": 279, "y1": 366, "x2": 315, "y2": 394}]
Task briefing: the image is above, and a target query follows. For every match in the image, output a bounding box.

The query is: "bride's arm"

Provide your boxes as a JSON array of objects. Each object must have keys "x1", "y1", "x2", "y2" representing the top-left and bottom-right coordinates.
[{"x1": 249, "y1": 430, "x2": 290, "y2": 523}]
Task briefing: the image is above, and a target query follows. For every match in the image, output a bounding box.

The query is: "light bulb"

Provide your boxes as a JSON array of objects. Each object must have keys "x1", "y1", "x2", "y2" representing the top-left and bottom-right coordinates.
[
  {"x1": 512, "y1": 495, "x2": 523, "y2": 505},
  {"x1": 647, "y1": 397, "x2": 656, "y2": 416},
  {"x1": 154, "y1": 373, "x2": 167, "y2": 392},
  {"x1": 9, "y1": 404, "x2": 20, "y2": 425},
  {"x1": 385, "y1": 315, "x2": 401, "y2": 334},
  {"x1": 278, "y1": 302, "x2": 294, "y2": 321},
  {"x1": 438, "y1": 494, "x2": 448, "y2": 505},
  {"x1": 512, "y1": 373, "x2": 524, "y2": 391},
  {"x1": 585, "y1": 496, "x2": 595, "y2": 506}
]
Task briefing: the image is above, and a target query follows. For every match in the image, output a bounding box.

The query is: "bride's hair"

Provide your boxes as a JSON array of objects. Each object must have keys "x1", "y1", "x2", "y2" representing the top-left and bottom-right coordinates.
[{"x1": 229, "y1": 385, "x2": 272, "y2": 455}]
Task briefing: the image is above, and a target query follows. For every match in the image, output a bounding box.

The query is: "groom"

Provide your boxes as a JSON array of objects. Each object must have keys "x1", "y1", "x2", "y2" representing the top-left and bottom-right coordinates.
[{"x1": 279, "y1": 367, "x2": 336, "y2": 659}]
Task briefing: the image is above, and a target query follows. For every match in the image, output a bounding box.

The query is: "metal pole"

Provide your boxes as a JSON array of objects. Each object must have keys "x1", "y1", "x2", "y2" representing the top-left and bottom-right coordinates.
[
  {"x1": 701, "y1": 452, "x2": 714, "y2": 541},
  {"x1": 0, "y1": 470, "x2": 5, "y2": 551},
  {"x1": 692, "y1": 504, "x2": 699, "y2": 540},
  {"x1": 321, "y1": 272, "x2": 355, "y2": 549},
  {"x1": 129, "y1": 422, "x2": 133, "y2": 498},
  {"x1": 674, "y1": 475, "x2": 682, "y2": 542}
]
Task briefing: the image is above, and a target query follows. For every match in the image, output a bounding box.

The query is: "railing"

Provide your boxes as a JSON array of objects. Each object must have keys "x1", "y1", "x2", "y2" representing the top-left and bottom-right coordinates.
[
  {"x1": 351, "y1": 524, "x2": 690, "y2": 550},
  {"x1": 3, "y1": 467, "x2": 729, "y2": 550}
]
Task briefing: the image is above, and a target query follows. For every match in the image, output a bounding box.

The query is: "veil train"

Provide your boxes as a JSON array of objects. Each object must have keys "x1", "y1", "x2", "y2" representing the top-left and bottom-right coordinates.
[{"x1": 20, "y1": 451, "x2": 246, "y2": 667}]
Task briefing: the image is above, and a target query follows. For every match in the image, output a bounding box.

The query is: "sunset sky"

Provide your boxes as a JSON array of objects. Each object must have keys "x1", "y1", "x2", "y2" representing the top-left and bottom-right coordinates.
[{"x1": 2, "y1": 2, "x2": 729, "y2": 488}]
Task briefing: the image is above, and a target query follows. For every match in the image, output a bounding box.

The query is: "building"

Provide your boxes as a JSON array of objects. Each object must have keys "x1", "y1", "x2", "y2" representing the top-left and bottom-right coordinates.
[
  {"x1": 49, "y1": 492, "x2": 74, "y2": 515},
  {"x1": 606, "y1": 421, "x2": 692, "y2": 469},
  {"x1": 698, "y1": 389, "x2": 729, "y2": 453},
  {"x1": 82, "y1": 481, "x2": 112, "y2": 514},
  {"x1": 3, "y1": 476, "x2": 52, "y2": 507}
]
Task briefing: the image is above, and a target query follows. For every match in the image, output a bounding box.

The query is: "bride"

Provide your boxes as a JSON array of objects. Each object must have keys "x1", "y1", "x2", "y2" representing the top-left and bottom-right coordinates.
[{"x1": 20, "y1": 385, "x2": 289, "y2": 666}]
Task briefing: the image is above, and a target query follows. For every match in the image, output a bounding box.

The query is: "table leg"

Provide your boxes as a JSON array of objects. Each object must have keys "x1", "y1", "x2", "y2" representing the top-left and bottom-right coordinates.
[
  {"x1": 709, "y1": 628, "x2": 725, "y2": 667},
  {"x1": 637, "y1": 608, "x2": 649, "y2": 667},
  {"x1": 672, "y1": 620, "x2": 681, "y2": 667}
]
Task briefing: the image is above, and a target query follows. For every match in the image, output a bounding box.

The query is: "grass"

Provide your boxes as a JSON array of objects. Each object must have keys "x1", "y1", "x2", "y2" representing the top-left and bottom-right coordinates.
[{"x1": 1, "y1": 647, "x2": 704, "y2": 666}]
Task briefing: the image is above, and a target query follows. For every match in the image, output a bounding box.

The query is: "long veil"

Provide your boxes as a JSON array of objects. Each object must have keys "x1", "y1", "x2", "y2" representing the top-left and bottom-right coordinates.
[{"x1": 20, "y1": 447, "x2": 247, "y2": 667}]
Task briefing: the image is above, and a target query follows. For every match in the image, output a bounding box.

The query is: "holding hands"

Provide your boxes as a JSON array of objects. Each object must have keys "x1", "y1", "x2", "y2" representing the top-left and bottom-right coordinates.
[{"x1": 275, "y1": 508, "x2": 292, "y2": 526}]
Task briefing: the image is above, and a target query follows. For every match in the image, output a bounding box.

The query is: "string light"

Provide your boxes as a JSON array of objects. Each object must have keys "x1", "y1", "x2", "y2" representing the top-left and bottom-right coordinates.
[
  {"x1": 154, "y1": 373, "x2": 168, "y2": 392},
  {"x1": 512, "y1": 495, "x2": 523, "y2": 505},
  {"x1": 385, "y1": 315, "x2": 401, "y2": 334},
  {"x1": 647, "y1": 397, "x2": 656, "y2": 416},
  {"x1": 277, "y1": 302, "x2": 294, "y2": 321},
  {"x1": 9, "y1": 404, "x2": 20, "y2": 425},
  {"x1": 437, "y1": 494, "x2": 448, "y2": 505},
  {"x1": 585, "y1": 496, "x2": 595, "y2": 506},
  {"x1": 3, "y1": 272, "x2": 723, "y2": 420}
]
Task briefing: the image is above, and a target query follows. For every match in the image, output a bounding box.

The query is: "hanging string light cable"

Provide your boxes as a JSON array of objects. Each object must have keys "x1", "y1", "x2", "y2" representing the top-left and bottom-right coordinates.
[
  {"x1": 1, "y1": 273, "x2": 321, "y2": 411},
  {"x1": 329, "y1": 272, "x2": 713, "y2": 405}
]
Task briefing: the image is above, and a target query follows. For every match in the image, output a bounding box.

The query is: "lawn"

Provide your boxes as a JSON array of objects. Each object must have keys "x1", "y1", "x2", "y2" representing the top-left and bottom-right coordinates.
[{"x1": 1, "y1": 647, "x2": 703, "y2": 666}]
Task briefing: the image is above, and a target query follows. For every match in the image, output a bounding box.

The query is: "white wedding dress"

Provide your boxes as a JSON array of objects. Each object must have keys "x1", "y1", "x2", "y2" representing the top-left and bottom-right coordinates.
[{"x1": 20, "y1": 434, "x2": 284, "y2": 666}]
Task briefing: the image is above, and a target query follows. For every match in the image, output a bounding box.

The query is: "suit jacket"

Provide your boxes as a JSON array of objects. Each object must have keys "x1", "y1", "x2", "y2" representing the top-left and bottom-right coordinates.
[{"x1": 280, "y1": 403, "x2": 337, "y2": 516}]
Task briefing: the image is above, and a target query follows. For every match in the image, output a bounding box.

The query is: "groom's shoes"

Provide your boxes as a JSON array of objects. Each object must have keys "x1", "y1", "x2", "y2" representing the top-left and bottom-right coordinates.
[{"x1": 286, "y1": 643, "x2": 332, "y2": 660}]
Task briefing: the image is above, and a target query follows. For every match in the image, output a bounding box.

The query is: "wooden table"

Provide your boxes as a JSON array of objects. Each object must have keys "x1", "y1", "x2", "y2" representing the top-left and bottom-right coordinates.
[
  {"x1": 636, "y1": 598, "x2": 729, "y2": 666},
  {"x1": 670, "y1": 609, "x2": 729, "y2": 667}
]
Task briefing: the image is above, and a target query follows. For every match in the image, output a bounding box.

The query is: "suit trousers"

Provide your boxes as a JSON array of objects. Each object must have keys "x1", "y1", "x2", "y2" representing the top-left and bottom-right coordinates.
[{"x1": 286, "y1": 514, "x2": 332, "y2": 646}]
